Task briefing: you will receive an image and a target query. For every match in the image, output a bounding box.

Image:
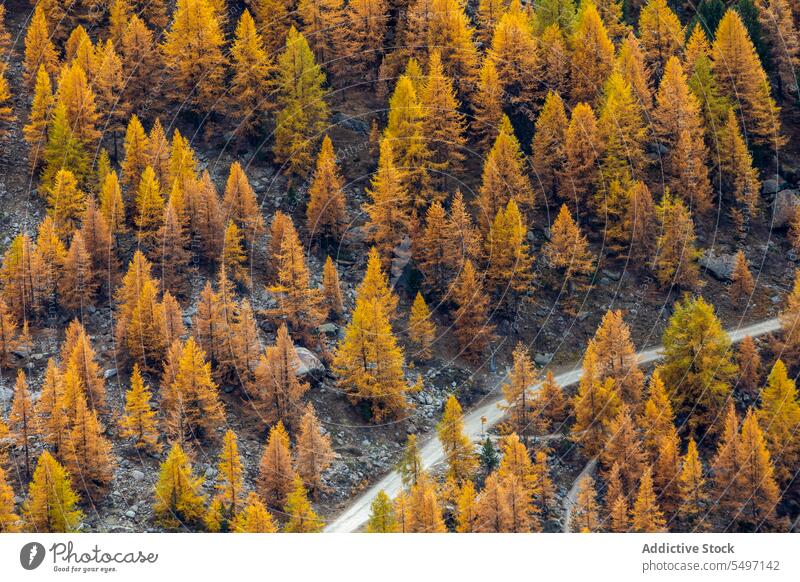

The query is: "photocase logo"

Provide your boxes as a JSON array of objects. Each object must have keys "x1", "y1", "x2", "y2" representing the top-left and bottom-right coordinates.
[{"x1": 20, "y1": 542, "x2": 46, "y2": 570}]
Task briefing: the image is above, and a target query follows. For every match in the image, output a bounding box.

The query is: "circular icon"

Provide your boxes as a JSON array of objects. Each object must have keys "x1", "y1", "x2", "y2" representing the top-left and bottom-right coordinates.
[{"x1": 20, "y1": 542, "x2": 46, "y2": 570}]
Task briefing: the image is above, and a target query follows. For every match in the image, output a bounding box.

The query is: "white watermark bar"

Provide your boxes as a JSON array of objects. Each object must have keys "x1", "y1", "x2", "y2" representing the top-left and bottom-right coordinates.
[{"x1": 0, "y1": 533, "x2": 797, "y2": 581}]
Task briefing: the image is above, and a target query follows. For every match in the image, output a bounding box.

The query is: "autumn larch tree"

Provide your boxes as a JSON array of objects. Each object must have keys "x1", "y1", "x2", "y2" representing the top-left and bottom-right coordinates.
[
  {"x1": 47, "y1": 168, "x2": 86, "y2": 239},
  {"x1": 653, "y1": 57, "x2": 713, "y2": 215},
  {"x1": 417, "y1": 201, "x2": 453, "y2": 297},
  {"x1": 734, "y1": 408, "x2": 780, "y2": 529},
  {"x1": 9, "y1": 370, "x2": 38, "y2": 477},
  {"x1": 475, "y1": 116, "x2": 534, "y2": 231},
  {"x1": 757, "y1": 359, "x2": 800, "y2": 484},
  {"x1": 630, "y1": 466, "x2": 666, "y2": 532},
  {"x1": 489, "y1": 0, "x2": 539, "y2": 110},
  {"x1": 710, "y1": 401, "x2": 741, "y2": 521},
  {"x1": 214, "y1": 429, "x2": 244, "y2": 521},
  {"x1": 407, "y1": 474, "x2": 447, "y2": 533},
  {"x1": 534, "y1": 371, "x2": 568, "y2": 431},
  {"x1": 159, "y1": 200, "x2": 191, "y2": 296},
  {"x1": 192, "y1": 280, "x2": 230, "y2": 376},
  {"x1": 539, "y1": 24, "x2": 570, "y2": 100},
  {"x1": 80, "y1": 197, "x2": 115, "y2": 297},
  {"x1": 640, "y1": 369, "x2": 675, "y2": 460},
  {"x1": 402, "y1": 0, "x2": 478, "y2": 84},
  {"x1": 472, "y1": 58, "x2": 504, "y2": 151},
  {"x1": 63, "y1": 325, "x2": 106, "y2": 413},
  {"x1": 368, "y1": 490, "x2": 399, "y2": 533},
  {"x1": 598, "y1": 72, "x2": 648, "y2": 187},
  {"x1": 561, "y1": 102, "x2": 600, "y2": 208},
  {"x1": 257, "y1": 422, "x2": 298, "y2": 510},
  {"x1": 343, "y1": 0, "x2": 388, "y2": 80},
  {"x1": 229, "y1": 9, "x2": 273, "y2": 138},
  {"x1": 135, "y1": 166, "x2": 165, "y2": 253},
  {"x1": 119, "y1": 364, "x2": 161, "y2": 453},
  {"x1": 661, "y1": 295, "x2": 736, "y2": 433},
  {"x1": 531, "y1": 91, "x2": 568, "y2": 199},
  {"x1": 42, "y1": 102, "x2": 89, "y2": 188},
  {"x1": 570, "y1": 1, "x2": 615, "y2": 103},
  {"x1": 161, "y1": 0, "x2": 227, "y2": 115},
  {"x1": 454, "y1": 480, "x2": 477, "y2": 533},
  {"x1": 720, "y1": 110, "x2": 760, "y2": 228},
  {"x1": 334, "y1": 293, "x2": 411, "y2": 421},
  {"x1": 356, "y1": 246, "x2": 398, "y2": 320},
  {"x1": 154, "y1": 443, "x2": 206, "y2": 529},
  {"x1": 420, "y1": 50, "x2": 467, "y2": 190},
  {"x1": 306, "y1": 135, "x2": 347, "y2": 246},
  {"x1": 284, "y1": 475, "x2": 323, "y2": 532},
  {"x1": 384, "y1": 74, "x2": 431, "y2": 207},
  {"x1": 24, "y1": 451, "x2": 83, "y2": 532},
  {"x1": 485, "y1": 198, "x2": 533, "y2": 311},
  {"x1": 408, "y1": 292, "x2": 436, "y2": 361},
  {"x1": 638, "y1": 0, "x2": 683, "y2": 83},
  {"x1": 60, "y1": 232, "x2": 98, "y2": 313},
  {"x1": 364, "y1": 138, "x2": 413, "y2": 269},
  {"x1": 148, "y1": 120, "x2": 171, "y2": 188},
  {"x1": 729, "y1": 250, "x2": 755, "y2": 305},
  {"x1": 474, "y1": 472, "x2": 510, "y2": 532},
  {"x1": 55, "y1": 61, "x2": 101, "y2": 152},
  {"x1": 120, "y1": 16, "x2": 160, "y2": 115},
  {"x1": 677, "y1": 437, "x2": 707, "y2": 530},
  {"x1": 268, "y1": 218, "x2": 324, "y2": 336},
  {"x1": 397, "y1": 434, "x2": 422, "y2": 488},
  {"x1": 0, "y1": 298, "x2": 19, "y2": 369},
  {"x1": 437, "y1": 395, "x2": 478, "y2": 484},
  {"x1": 295, "y1": 403, "x2": 335, "y2": 498},
  {"x1": 63, "y1": 392, "x2": 116, "y2": 497},
  {"x1": 571, "y1": 343, "x2": 621, "y2": 456},
  {"x1": 221, "y1": 221, "x2": 249, "y2": 287},
  {"x1": 322, "y1": 256, "x2": 344, "y2": 318},
  {"x1": 736, "y1": 335, "x2": 761, "y2": 397},
  {"x1": 570, "y1": 475, "x2": 601, "y2": 532},
  {"x1": 23, "y1": 6, "x2": 59, "y2": 87},
  {"x1": 92, "y1": 40, "x2": 128, "y2": 155},
  {"x1": 712, "y1": 9, "x2": 782, "y2": 148},
  {"x1": 451, "y1": 259, "x2": 495, "y2": 362},
  {"x1": 223, "y1": 162, "x2": 265, "y2": 242},
  {"x1": 165, "y1": 337, "x2": 225, "y2": 442},
  {"x1": 273, "y1": 27, "x2": 330, "y2": 177},
  {"x1": 34, "y1": 360, "x2": 68, "y2": 456},
  {"x1": 501, "y1": 343, "x2": 538, "y2": 440},
  {"x1": 231, "y1": 493, "x2": 278, "y2": 532},
  {"x1": 0, "y1": 466, "x2": 21, "y2": 532},
  {"x1": 621, "y1": 180, "x2": 657, "y2": 265},
  {"x1": 23, "y1": 65, "x2": 54, "y2": 170},
  {"x1": 653, "y1": 190, "x2": 700, "y2": 290},
  {"x1": 780, "y1": 268, "x2": 800, "y2": 353},
  {"x1": 602, "y1": 405, "x2": 646, "y2": 495},
  {"x1": 617, "y1": 33, "x2": 651, "y2": 112},
  {"x1": 121, "y1": 115, "x2": 150, "y2": 194},
  {"x1": 188, "y1": 171, "x2": 224, "y2": 262},
  {"x1": 591, "y1": 310, "x2": 644, "y2": 406},
  {"x1": 757, "y1": 0, "x2": 800, "y2": 98},
  {"x1": 0, "y1": 232, "x2": 49, "y2": 321},
  {"x1": 543, "y1": 204, "x2": 594, "y2": 300}
]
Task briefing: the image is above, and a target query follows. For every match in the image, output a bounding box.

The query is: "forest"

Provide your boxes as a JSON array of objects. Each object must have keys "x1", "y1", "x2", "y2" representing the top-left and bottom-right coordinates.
[{"x1": 0, "y1": 0, "x2": 799, "y2": 533}]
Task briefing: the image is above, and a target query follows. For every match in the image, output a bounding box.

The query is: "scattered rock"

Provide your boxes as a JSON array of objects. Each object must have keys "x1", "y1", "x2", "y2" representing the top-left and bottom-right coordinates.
[
  {"x1": 534, "y1": 352, "x2": 554, "y2": 366},
  {"x1": 772, "y1": 189, "x2": 800, "y2": 228},
  {"x1": 699, "y1": 250, "x2": 736, "y2": 281},
  {"x1": 131, "y1": 470, "x2": 145, "y2": 482},
  {"x1": 601, "y1": 269, "x2": 622, "y2": 281},
  {"x1": 125, "y1": 510, "x2": 136, "y2": 519},
  {"x1": 295, "y1": 347, "x2": 325, "y2": 379},
  {"x1": 762, "y1": 175, "x2": 788, "y2": 195},
  {"x1": 331, "y1": 112, "x2": 370, "y2": 135},
  {"x1": 318, "y1": 322, "x2": 338, "y2": 336},
  {"x1": 103, "y1": 368, "x2": 117, "y2": 380}
]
